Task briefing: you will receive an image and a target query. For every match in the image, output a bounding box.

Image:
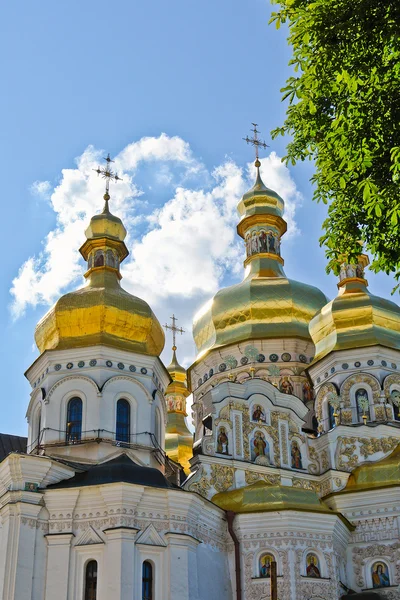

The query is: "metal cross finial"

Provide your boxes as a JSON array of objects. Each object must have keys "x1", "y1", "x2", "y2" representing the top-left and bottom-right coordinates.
[
  {"x1": 164, "y1": 314, "x2": 185, "y2": 350},
  {"x1": 93, "y1": 153, "x2": 123, "y2": 210},
  {"x1": 243, "y1": 123, "x2": 269, "y2": 164}
]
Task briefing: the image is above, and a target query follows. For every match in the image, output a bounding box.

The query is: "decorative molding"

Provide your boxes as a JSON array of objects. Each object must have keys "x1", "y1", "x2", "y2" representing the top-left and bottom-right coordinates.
[
  {"x1": 210, "y1": 464, "x2": 234, "y2": 493},
  {"x1": 46, "y1": 375, "x2": 100, "y2": 403},
  {"x1": 75, "y1": 525, "x2": 104, "y2": 546},
  {"x1": 135, "y1": 523, "x2": 167, "y2": 547}
]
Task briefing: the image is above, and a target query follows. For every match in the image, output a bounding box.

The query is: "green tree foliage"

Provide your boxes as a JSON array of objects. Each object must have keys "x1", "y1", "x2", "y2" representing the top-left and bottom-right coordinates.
[{"x1": 270, "y1": 0, "x2": 400, "y2": 286}]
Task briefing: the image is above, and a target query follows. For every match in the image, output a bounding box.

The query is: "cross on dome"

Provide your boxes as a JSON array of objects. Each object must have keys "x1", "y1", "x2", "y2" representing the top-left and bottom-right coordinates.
[
  {"x1": 164, "y1": 314, "x2": 185, "y2": 351},
  {"x1": 93, "y1": 152, "x2": 123, "y2": 212},
  {"x1": 243, "y1": 122, "x2": 269, "y2": 166}
]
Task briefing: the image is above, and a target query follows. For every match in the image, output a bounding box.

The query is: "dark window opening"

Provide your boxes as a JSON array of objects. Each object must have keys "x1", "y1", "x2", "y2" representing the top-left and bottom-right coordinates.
[
  {"x1": 116, "y1": 399, "x2": 130, "y2": 444},
  {"x1": 142, "y1": 561, "x2": 153, "y2": 600},
  {"x1": 85, "y1": 560, "x2": 97, "y2": 600},
  {"x1": 66, "y1": 397, "x2": 82, "y2": 443}
]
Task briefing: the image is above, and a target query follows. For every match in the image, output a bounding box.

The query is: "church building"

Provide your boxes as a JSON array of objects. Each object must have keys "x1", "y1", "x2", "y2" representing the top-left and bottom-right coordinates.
[{"x1": 0, "y1": 147, "x2": 399, "y2": 600}]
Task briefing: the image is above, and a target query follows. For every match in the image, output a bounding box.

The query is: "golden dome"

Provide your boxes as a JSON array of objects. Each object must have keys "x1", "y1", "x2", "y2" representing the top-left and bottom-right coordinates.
[
  {"x1": 309, "y1": 258, "x2": 400, "y2": 363},
  {"x1": 164, "y1": 346, "x2": 193, "y2": 475},
  {"x1": 192, "y1": 165, "x2": 327, "y2": 358},
  {"x1": 212, "y1": 480, "x2": 341, "y2": 516},
  {"x1": 35, "y1": 195, "x2": 165, "y2": 356},
  {"x1": 340, "y1": 444, "x2": 400, "y2": 493}
]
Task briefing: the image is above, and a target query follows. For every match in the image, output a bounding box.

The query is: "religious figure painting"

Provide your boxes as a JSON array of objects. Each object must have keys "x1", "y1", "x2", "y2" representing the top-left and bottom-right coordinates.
[
  {"x1": 251, "y1": 232, "x2": 259, "y2": 255},
  {"x1": 267, "y1": 231, "x2": 276, "y2": 253},
  {"x1": 259, "y1": 553, "x2": 274, "y2": 578},
  {"x1": 245, "y1": 235, "x2": 251, "y2": 256},
  {"x1": 291, "y1": 441, "x2": 303, "y2": 469},
  {"x1": 216, "y1": 426, "x2": 229, "y2": 455},
  {"x1": 279, "y1": 377, "x2": 294, "y2": 395},
  {"x1": 106, "y1": 249, "x2": 116, "y2": 268},
  {"x1": 302, "y1": 380, "x2": 313, "y2": 403},
  {"x1": 259, "y1": 230, "x2": 268, "y2": 253},
  {"x1": 372, "y1": 562, "x2": 390, "y2": 588},
  {"x1": 251, "y1": 431, "x2": 269, "y2": 462},
  {"x1": 94, "y1": 250, "x2": 104, "y2": 267},
  {"x1": 306, "y1": 553, "x2": 321, "y2": 578},
  {"x1": 252, "y1": 404, "x2": 266, "y2": 423}
]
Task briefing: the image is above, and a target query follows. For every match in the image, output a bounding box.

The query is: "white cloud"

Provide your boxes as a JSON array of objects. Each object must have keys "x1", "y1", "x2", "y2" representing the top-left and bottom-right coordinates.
[
  {"x1": 30, "y1": 180, "x2": 51, "y2": 199},
  {"x1": 10, "y1": 136, "x2": 303, "y2": 330}
]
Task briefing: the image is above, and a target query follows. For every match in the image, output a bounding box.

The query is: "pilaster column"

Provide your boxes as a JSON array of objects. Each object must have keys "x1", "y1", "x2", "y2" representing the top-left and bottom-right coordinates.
[
  {"x1": 0, "y1": 496, "x2": 42, "y2": 600},
  {"x1": 103, "y1": 527, "x2": 138, "y2": 600},
  {"x1": 165, "y1": 533, "x2": 201, "y2": 600},
  {"x1": 44, "y1": 533, "x2": 74, "y2": 600}
]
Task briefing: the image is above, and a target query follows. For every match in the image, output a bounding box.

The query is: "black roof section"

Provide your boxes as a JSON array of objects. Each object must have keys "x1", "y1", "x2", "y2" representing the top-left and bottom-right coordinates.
[
  {"x1": 0, "y1": 433, "x2": 27, "y2": 462},
  {"x1": 47, "y1": 453, "x2": 177, "y2": 490}
]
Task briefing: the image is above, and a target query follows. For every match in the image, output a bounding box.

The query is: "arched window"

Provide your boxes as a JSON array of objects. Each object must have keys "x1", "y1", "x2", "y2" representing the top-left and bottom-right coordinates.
[
  {"x1": 390, "y1": 390, "x2": 400, "y2": 422},
  {"x1": 84, "y1": 560, "x2": 97, "y2": 600},
  {"x1": 355, "y1": 388, "x2": 370, "y2": 422},
  {"x1": 328, "y1": 402, "x2": 335, "y2": 430},
  {"x1": 371, "y1": 560, "x2": 390, "y2": 588},
  {"x1": 106, "y1": 249, "x2": 115, "y2": 268},
  {"x1": 142, "y1": 561, "x2": 153, "y2": 600},
  {"x1": 66, "y1": 397, "x2": 82, "y2": 443},
  {"x1": 37, "y1": 407, "x2": 42, "y2": 447},
  {"x1": 116, "y1": 399, "x2": 130, "y2": 444},
  {"x1": 154, "y1": 407, "x2": 161, "y2": 446},
  {"x1": 94, "y1": 250, "x2": 104, "y2": 267}
]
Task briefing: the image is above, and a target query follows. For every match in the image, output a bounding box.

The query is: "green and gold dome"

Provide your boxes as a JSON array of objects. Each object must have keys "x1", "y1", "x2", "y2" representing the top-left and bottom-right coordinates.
[
  {"x1": 164, "y1": 346, "x2": 193, "y2": 475},
  {"x1": 35, "y1": 193, "x2": 165, "y2": 356},
  {"x1": 309, "y1": 255, "x2": 400, "y2": 364},
  {"x1": 192, "y1": 160, "x2": 327, "y2": 358},
  {"x1": 212, "y1": 480, "x2": 343, "y2": 517}
]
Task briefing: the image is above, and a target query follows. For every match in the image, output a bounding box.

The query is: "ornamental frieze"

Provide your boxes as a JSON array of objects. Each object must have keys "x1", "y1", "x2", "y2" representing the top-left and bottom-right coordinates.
[
  {"x1": 359, "y1": 436, "x2": 398, "y2": 458},
  {"x1": 352, "y1": 542, "x2": 400, "y2": 589},
  {"x1": 210, "y1": 464, "x2": 234, "y2": 492},
  {"x1": 383, "y1": 372, "x2": 400, "y2": 396},
  {"x1": 337, "y1": 436, "x2": 399, "y2": 471},
  {"x1": 315, "y1": 382, "x2": 337, "y2": 423},
  {"x1": 244, "y1": 470, "x2": 280, "y2": 486},
  {"x1": 340, "y1": 373, "x2": 380, "y2": 407},
  {"x1": 188, "y1": 466, "x2": 212, "y2": 498}
]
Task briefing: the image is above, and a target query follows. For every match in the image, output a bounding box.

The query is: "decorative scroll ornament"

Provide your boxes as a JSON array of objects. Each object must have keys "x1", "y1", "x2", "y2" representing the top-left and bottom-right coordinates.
[{"x1": 327, "y1": 392, "x2": 341, "y2": 425}]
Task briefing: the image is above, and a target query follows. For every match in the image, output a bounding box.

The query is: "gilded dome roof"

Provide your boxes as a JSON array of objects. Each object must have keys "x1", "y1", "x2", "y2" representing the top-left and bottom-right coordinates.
[
  {"x1": 193, "y1": 261, "x2": 328, "y2": 357},
  {"x1": 309, "y1": 262, "x2": 400, "y2": 363},
  {"x1": 192, "y1": 163, "x2": 327, "y2": 358},
  {"x1": 35, "y1": 195, "x2": 165, "y2": 357},
  {"x1": 212, "y1": 480, "x2": 341, "y2": 516},
  {"x1": 341, "y1": 443, "x2": 400, "y2": 493}
]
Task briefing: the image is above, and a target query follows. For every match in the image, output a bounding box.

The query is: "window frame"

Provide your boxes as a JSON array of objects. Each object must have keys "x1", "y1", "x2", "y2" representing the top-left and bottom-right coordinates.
[
  {"x1": 66, "y1": 396, "x2": 83, "y2": 443},
  {"x1": 116, "y1": 398, "x2": 131, "y2": 444},
  {"x1": 84, "y1": 559, "x2": 98, "y2": 600},
  {"x1": 142, "y1": 560, "x2": 153, "y2": 600}
]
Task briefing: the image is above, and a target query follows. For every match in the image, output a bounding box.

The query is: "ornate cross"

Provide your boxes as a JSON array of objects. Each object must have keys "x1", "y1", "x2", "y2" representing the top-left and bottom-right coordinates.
[
  {"x1": 93, "y1": 153, "x2": 123, "y2": 197},
  {"x1": 243, "y1": 123, "x2": 269, "y2": 162},
  {"x1": 164, "y1": 314, "x2": 185, "y2": 350}
]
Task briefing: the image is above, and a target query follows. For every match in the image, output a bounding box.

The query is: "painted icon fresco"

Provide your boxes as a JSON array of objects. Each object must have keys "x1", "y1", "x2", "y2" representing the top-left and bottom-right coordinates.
[
  {"x1": 216, "y1": 426, "x2": 229, "y2": 455},
  {"x1": 252, "y1": 404, "x2": 266, "y2": 423},
  {"x1": 245, "y1": 228, "x2": 281, "y2": 258},
  {"x1": 372, "y1": 562, "x2": 390, "y2": 588},
  {"x1": 259, "y1": 553, "x2": 275, "y2": 578},
  {"x1": 291, "y1": 441, "x2": 303, "y2": 469},
  {"x1": 279, "y1": 377, "x2": 294, "y2": 395},
  {"x1": 302, "y1": 380, "x2": 313, "y2": 403},
  {"x1": 251, "y1": 431, "x2": 269, "y2": 462},
  {"x1": 306, "y1": 553, "x2": 321, "y2": 578},
  {"x1": 94, "y1": 250, "x2": 105, "y2": 267}
]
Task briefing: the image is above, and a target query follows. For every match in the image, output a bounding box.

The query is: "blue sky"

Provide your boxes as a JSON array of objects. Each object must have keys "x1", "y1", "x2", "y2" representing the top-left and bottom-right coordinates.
[{"x1": 1, "y1": 0, "x2": 398, "y2": 436}]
